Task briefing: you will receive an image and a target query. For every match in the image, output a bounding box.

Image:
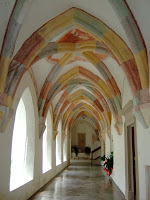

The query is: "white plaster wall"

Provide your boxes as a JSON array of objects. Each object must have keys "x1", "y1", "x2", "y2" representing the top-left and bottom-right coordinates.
[
  {"x1": 0, "y1": 0, "x2": 15, "y2": 50},
  {"x1": 31, "y1": 59, "x2": 53, "y2": 96},
  {"x1": 103, "y1": 58, "x2": 125, "y2": 92},
  {"x1": 92, "y1": 140, "x2": 101, "y2": 161},
  {"x1": 0, "y1": 71, "x2": 68, "y2": 200},
  {"x1": 71, "y1": 122, "x2": 100, "y2": 158},
  {"x1": 111, "y1": 116, "x2": 126, "y2": 195},
  {"x1": 121, "y1": 76, "x2": 133, "y2": 108},
  {"x1": 13, "y1": 0, "x2": 129, "y2": 56},
  {"x1": 71, "y1": 122, "x2": 95, "y2": 148},
  {"x1": 126, "y1": 0, "x2": 150, "y2": 63},
  {"x1": 105, "y1": 133, "x2": 110, "y2": 156},
  {"x1": 136, "y1": 120, "x2": 150, "y2": 200},
  {"x1": 109, "y1": 89, "x2": 150, "y2": 199}
]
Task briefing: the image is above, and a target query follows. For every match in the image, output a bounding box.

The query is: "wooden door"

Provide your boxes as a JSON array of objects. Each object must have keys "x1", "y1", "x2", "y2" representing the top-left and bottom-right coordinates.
[{"x1": 78, "y1": 133, "x2": 86, "y2": 152}]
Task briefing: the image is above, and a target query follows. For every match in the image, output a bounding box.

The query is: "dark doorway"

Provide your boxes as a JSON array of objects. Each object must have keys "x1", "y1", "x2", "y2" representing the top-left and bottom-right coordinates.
[
  {"x1": 131, "y1": 126, "x2": 136, "y2": 199},
  {"x1": 127, "y1": 125, "x2": 137, "y2": 200}
]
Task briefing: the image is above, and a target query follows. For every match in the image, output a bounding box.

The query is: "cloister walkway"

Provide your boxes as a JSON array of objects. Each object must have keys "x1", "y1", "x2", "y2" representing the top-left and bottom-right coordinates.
[{"x1": 29, "y1": 162, "x2": 125, "y2": 200}]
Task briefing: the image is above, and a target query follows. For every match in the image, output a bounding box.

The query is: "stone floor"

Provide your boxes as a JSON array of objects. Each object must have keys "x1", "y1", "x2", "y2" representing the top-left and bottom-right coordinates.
[{"x1": 29, "y1": 162, "x2": 125, "y2": 200}]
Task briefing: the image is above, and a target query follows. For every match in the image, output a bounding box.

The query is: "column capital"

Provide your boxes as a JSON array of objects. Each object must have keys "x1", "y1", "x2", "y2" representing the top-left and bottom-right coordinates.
[
  {"x1": 53, "y1": 130, "x2": 58, "y2": 140},
  {"x1": 0, "y1": 93, "x2": 13, "y2": 133},
  {"x1": 39, "y1": 117, "x2": 46, "y2": 138}
]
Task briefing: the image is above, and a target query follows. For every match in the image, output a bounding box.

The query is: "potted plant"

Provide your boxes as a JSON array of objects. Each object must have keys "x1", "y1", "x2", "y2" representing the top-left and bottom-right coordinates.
[
  {"x1": 85, "y1": 146, "x2": 91, "y2": 156},
  {"x1": 101, "y1": 155, "x2": 106, "y2": 161},
  {"x1": 101, "y1": 152, "x2": 113, "y2": 176},
  {"x1": 72, "y1": 145, "x2": 79, "y2": 157}
]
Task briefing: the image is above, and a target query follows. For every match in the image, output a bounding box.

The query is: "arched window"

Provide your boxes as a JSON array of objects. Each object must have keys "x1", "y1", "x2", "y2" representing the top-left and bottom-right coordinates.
[
  {"x1": 42, "y1": 108, "x2": 52, "y2": 173},
  {"x1": 10, "y1": 88, "x2": 35, "y2": 191},
  {"x1": 56, "y1": 120, "x2": 62, "y2": 166},
  {"x1": 63, "y1": 129, "x2": 67, "y2": 162}
]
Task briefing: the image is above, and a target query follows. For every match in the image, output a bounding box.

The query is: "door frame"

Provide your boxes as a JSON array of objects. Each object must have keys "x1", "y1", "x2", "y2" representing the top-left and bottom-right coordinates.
[{"x1": 120, "y1": 100, "x2": 139, "y2": 200}]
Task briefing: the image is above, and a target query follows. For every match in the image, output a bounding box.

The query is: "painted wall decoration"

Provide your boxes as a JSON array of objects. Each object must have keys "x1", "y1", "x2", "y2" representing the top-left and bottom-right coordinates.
[{"x1": 0, "y1": 1, "x2": 149, "y2": 137}]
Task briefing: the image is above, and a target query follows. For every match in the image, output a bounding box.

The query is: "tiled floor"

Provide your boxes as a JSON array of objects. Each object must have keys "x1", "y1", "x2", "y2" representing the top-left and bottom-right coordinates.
[{"x1": 29, "y1": 162, "x2": 125, "y2": 200}]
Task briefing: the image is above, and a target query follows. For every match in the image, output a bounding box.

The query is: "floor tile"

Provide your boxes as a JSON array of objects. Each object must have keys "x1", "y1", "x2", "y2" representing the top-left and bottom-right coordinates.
[{"x1": 28, "y1": 162, "x2": 125, "y2": 200}]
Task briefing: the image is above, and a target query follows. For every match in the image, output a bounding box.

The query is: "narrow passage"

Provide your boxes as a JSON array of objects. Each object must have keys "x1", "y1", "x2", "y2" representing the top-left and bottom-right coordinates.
[{"x1": 29, "y1": 162, "x2": 125, "y2": 200}]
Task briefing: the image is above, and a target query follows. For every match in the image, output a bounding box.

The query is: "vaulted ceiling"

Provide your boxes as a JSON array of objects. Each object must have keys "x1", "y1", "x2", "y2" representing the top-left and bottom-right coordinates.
[{"x1": 0, "y1": 0, "x2": 149, "y2": 139}]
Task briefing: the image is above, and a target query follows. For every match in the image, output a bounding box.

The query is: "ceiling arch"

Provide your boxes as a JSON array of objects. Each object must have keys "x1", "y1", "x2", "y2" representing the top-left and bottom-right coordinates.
[
  {"x1": 41, "y1": 67, "x2": 120, "y2": 115},
  {"x1": 54, "y1": 95, "x2": 107, "y2": 132},
  {"x1": 69, "y1": 111, "x2": 100, "y2": 131},
  {"x1": 54, "y1": 81, "x2": 109, "y2": 112},
  {"x1": 53, "y1": 89, "x2": 110, "y2": 130},
  {"x1": 64, "y1": 105, "x2": 111, "y2": 138},
  {"x1": 4, "y1": 7, "x2": 147, "y2": 97},
  {"x1": 37, "y1": 48, "x2": 121, "y2": 112},
  {"x1": 71, "y1": 119, "x2": 98, "y2": 132},
  {"x1": 54, "y1": 86, "x2": 111, "y2": 125},
  {"x1": 39, "y1": 66, "x2": 122, "y2": 134},
  {"x1": 63, "y1": 107, "x2": 102, "y2": 132},
  {"x1": 61, "y1": 101, "x2": 108, "y2": 135},
  {"x1": 0, "y1": 2, "x2": 149, "y2": 134}
]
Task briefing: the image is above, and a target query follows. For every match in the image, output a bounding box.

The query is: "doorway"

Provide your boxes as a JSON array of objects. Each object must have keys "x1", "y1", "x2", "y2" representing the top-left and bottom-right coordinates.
[
  {"x1": 126, "y1": 124, "x2": 138, "y2": 200},
  {"x1": 120, "y1": 100, "x2": 139, "y2": 200}
]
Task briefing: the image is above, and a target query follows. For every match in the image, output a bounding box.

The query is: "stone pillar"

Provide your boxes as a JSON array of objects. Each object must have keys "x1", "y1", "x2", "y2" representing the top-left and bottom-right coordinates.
[
  {"x1": 0, "y1": 94, "x2": 13, "y2": 133},
  {"x1": 99, "y1": 136, "x2": 104, "y2": 166},
  {"x1": 39, "y1": 116, "x2": 46, "y2": 138},
  {"x1": 67, "y1": 130, "x2": 71, "y2": 165},
  {"x1": 62, "y1": 130, "x2": 66, "y2": 141},
  {"x1": 53, "y1": 130, "x2": 58, "y2": 140}
]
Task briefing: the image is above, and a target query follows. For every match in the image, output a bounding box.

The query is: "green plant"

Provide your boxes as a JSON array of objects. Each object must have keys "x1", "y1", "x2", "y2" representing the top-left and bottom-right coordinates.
[
  {"x1": 101, "y1": 155, "x2": 106, "y2": 161},
  {"x1": 72, "y1": 145, "x2": 79, "y2": 157},
  {"x1": 103, "y1": 152, "x2": 113, "y2": 176},
  {"x1": 85, "y1": 146, "x2": 91, "y2": 155}
]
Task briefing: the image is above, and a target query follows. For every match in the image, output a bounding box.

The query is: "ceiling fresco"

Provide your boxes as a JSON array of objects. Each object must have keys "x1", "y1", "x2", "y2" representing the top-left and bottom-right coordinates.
[{"x1": 0, "y1": 1, "x2": 149, "y2": 140}]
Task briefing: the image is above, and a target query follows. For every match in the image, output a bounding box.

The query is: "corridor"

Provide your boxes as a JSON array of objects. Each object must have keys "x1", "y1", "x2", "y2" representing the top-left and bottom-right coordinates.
[{"x1": 29, "y1": 162, "x2": 125, "y2": 200}]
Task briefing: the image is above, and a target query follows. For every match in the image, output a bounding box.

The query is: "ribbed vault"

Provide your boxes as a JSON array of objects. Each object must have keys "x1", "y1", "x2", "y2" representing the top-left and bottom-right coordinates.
[{"x1": 0, "y1": 3, "x2": 149, "y2": 137}]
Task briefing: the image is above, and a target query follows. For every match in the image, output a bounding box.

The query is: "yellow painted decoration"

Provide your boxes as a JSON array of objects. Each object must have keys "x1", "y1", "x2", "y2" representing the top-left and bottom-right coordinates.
[
  {"x1": 134, "y1": 49, "x2": 149, "y2": 89},
  {"x1": 75, "y1": 24, "x2": 102, "y2": 42},
  {"x1": 101, "y1": 30, "x2": 133, "y2": 64},
  {"x1": 26, "y1": 41, "x2": 46, "y2": 69},
  {"x1": 38, "y1": 9, "x2": 74, "y2": 39},
  {"x1": 96, "y1": 79, "x2": 111, "y2": 99},
  {"x1": 58, "y1": 67, "x2": 79, "y2": 84},
  {"x1": 6, "y1": 96, "x2": 13, "y2": 107},
  {"x1": 78, "y1": 41, "x2": 96, "y2": 52},
  {"x1": 0, "y1": 56, "x2": 11, "y2": 92},
  {"x1": 0, "y1": 111, "x2": 5, "y2": 129},
  {"x1": 58, "y1": 43, "x2": 76, "y2": 53},
  {"x1": 82, "y1": 51, "x2": 99, "y2": 66},
  {"x1": 59, "y1": 53, "x2": 73, "y2": 67}
]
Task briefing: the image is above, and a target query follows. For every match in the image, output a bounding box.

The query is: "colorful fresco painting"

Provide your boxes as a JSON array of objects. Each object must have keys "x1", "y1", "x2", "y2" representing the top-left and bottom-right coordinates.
[{"x1": 0, "y1": 1, "x2": 149, "y2": 138}]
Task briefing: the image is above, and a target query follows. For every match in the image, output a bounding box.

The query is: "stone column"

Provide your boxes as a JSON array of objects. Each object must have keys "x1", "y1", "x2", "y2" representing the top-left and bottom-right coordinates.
[
  {"x1": 39, "y1": 116, "x2": 46, "y2": 137},
  {"x1": 53, "y1": 130, "x2": 58, "y2": 140},
  {"x1": 67, "y1": 130, "x2": 71, "y2": 166}
]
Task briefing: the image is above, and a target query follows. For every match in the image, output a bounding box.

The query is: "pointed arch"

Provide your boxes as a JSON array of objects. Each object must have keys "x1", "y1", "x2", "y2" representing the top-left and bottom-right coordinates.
[
  {"x1": 54, "y1": 86, "x2": 111, "y2": 127},
  {"x1": 65, "y1": 109, "x2": 101, "y2": 132},
  {"x1": 40, "y1": 66, "x2": 122, "y2": 134},
  {"x1": 4, "y1": 7, "x2": 147, "y2": 97},
  {"x1": 53, "y1": 89, "x2": 110, "y2": 131},
  {"x1": 0, "y1": 6, "x2": 149, "y2": 133},
  {"x1": 62, "y1": 101, "x2": 106, "y2": 133}
]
